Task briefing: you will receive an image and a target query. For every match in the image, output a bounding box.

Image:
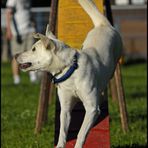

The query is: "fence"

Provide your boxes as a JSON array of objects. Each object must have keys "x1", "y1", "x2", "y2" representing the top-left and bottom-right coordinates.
[{"x1": 111, "y1": 4, "x2": 147, "y2": 61}]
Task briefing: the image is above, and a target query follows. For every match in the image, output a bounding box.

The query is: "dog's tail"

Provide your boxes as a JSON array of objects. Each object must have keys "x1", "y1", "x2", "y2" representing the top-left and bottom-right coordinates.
[{"x1": 78, "y1": 0, "x2": 110, "y2": 27}]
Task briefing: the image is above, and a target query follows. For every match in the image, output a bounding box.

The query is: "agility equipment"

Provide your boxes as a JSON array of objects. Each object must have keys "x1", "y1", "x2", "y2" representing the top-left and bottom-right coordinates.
[{"x1": 35, "y1": 0, "x2": 129, "y2": 147}]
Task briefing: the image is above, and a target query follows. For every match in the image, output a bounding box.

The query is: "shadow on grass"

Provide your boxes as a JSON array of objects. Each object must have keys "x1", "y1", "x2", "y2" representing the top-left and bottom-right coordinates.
[
  {"x1": 130, "y1": 92, "x2": 147, "y2": 98},
  {"x1": 123, "y1": 59, "x2": 146, "y2": 66},
  {"x1": 2, "y1": 82, "x2": 40, "y2": 88},
  {"x1": 1, "y1": 83, "x2": 30, "y2": 88},
  {"x1": 128, "y1": 115, "x2": 147, "y2": 124},
  {"x1": 123, "y1": 90, "x2": 147, "y2": 100}
]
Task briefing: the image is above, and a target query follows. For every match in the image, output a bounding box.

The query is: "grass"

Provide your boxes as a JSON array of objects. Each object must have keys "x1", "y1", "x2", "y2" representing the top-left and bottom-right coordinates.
[
  {"x1": 1, "y1": 62, "x2": 147, "y2": 148},
  {"x1": 1, "y1": 62, "x2": 55, "y2": 148},
  {"x1": 109, "y1": 63, "x2": 147, "y2": 147}
]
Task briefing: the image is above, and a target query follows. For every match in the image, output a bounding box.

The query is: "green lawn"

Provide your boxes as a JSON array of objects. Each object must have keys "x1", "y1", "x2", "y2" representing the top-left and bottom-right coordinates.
[
  {"x1": 1, "y1": 62, "x2": 147, "y2": 148},
  {"x1": 109, "y1": 63, "x2": 147, "y2": 147}
]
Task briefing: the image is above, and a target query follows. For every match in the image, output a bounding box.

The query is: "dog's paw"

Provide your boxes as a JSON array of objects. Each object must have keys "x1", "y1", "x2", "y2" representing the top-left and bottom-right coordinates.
[
  {"x1": 74, "y1": 146, "x2": 82, "y2": 148},
  {"x1": 74, "y1": 143, "x2": 83, "y2": 148},
  {"x1": 56, "y1": 145, "x2": 65, "y2": 148}
]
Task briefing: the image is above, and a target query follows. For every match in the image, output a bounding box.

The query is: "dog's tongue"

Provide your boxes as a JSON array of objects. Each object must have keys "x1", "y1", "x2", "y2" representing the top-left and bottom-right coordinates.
[{"x1": 19, "y1": 63, "x2": 32, "y2": 69}]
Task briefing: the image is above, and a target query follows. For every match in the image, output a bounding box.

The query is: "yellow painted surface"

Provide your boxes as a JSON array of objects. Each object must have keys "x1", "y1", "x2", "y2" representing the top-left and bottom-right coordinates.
[{"x1": 57, "y1": 0, "x2": 104, "y2": 49}]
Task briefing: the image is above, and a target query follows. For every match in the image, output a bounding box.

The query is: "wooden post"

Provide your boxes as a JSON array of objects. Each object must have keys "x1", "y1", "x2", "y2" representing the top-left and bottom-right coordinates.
[
  {"x1": 114, "y1": 64, "x2": 129, "y2": 133},
  {"x1": 34, "y1": 0, "x2": 58, "y2": 134},
  {"x1": 109, "y1": 77, "x2": 118, "y2": 102},
  {"x1": 105, "y1": 0, "x2": 129, "y2": 132},
  {"x1": 35, "y1": 73, "x2": 51, "y2": 134}
]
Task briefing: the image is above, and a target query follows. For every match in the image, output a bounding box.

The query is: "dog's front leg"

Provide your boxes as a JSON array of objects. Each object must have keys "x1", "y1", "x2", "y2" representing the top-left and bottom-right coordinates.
[
  {"x1": 74, "y1": 96, "x2": 100, "y2": 148},
  {"x1": 57, "y1": 89, "x2": 77, "y2": 148},
  {"x1": 57, "y1": 108, "x2": 71, "y2": 148}
]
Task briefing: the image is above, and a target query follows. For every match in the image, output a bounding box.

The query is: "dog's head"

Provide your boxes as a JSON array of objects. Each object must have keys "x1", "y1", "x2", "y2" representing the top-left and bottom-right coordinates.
[{"x1": 15, "y1": 25, "x2": 66, "y2": 72}]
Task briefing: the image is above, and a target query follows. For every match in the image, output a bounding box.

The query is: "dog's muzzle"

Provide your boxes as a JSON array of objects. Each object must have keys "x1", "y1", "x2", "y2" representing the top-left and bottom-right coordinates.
[{"x1": 19, "y1": 62, "x2": 32, "y2": 69}]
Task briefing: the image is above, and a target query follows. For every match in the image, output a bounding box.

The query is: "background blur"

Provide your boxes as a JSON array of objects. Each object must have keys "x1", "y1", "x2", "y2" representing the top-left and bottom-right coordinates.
[
  {"x1": 1, "y1": 0, "x2": 147, "y2": 62},
  {"x1": 1, "y1": 0, "x2": 147, "y2": 148}
]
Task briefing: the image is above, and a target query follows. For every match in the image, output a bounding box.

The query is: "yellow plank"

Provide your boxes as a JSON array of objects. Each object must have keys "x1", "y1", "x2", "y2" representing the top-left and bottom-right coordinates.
[{"x1": 57, "y1": 0, "x2": 104, "y2": 48}]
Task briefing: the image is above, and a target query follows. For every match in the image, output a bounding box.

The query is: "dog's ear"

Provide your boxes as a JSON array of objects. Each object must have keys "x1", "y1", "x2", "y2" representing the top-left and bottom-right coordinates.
[
  {"x1": 32, "y1": 33, "x2": 55, "y2": 50},
  {"x1": 45, "y1": 24, "x2": 56, "y2": 39},
  {"x1": 41, "y1": 36, "x2": 55, "y2": 50},
  {"x1": 46, "y1": 39, "x2": 55, "y2": 50}
]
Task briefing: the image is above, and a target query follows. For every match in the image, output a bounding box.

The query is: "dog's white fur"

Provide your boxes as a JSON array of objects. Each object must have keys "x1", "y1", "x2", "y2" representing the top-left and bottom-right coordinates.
[{"x1": 16, "y1": 0, "x2": 122, "y2": 147}]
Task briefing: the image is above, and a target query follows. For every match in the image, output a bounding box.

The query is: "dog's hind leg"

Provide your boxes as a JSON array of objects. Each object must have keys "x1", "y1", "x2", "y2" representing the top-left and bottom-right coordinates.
[
  {"x1": 57, "y1": 89, "x2": 78, "y2": 148},
  {"x1": 74, "y1": 94, "x2": 100, "y2": 148}
]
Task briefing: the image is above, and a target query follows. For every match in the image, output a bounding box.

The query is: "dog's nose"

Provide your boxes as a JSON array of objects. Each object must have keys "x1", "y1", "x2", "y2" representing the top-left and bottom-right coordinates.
[{"x1": 14, "y1": 53, "x2": 19, "y2": 59}]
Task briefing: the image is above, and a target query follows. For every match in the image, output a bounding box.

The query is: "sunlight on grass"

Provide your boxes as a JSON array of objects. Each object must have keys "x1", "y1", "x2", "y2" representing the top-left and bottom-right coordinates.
[
  {"x1": 1, "y1": 62, "x2": 55, "y2": 148},
  {"x1": 109, "y1": 63, "x2": 147, "y2": 147}
]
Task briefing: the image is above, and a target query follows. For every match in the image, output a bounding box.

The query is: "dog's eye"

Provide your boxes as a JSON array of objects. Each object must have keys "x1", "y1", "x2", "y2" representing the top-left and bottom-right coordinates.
[{"x1": 32, "y1": 48, "x2": 36, "y2": 52}]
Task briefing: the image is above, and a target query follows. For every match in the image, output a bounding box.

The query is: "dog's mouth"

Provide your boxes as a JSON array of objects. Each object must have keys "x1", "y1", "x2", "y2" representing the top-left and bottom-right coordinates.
[{"x1": 19, "y1": 62, "x2": 32, "y2": 69}]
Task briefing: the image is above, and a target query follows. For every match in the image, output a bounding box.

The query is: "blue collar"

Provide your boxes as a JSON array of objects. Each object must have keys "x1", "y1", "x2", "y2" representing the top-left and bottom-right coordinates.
[{"x1": 52, "y1": 52, "x2": 79, "y2": 84}]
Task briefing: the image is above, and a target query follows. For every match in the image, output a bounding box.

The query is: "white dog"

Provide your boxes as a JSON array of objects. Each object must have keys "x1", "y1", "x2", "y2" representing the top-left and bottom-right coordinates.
[{"x1": 15, "y1": 0, "x2": 123, "y2": 147}]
